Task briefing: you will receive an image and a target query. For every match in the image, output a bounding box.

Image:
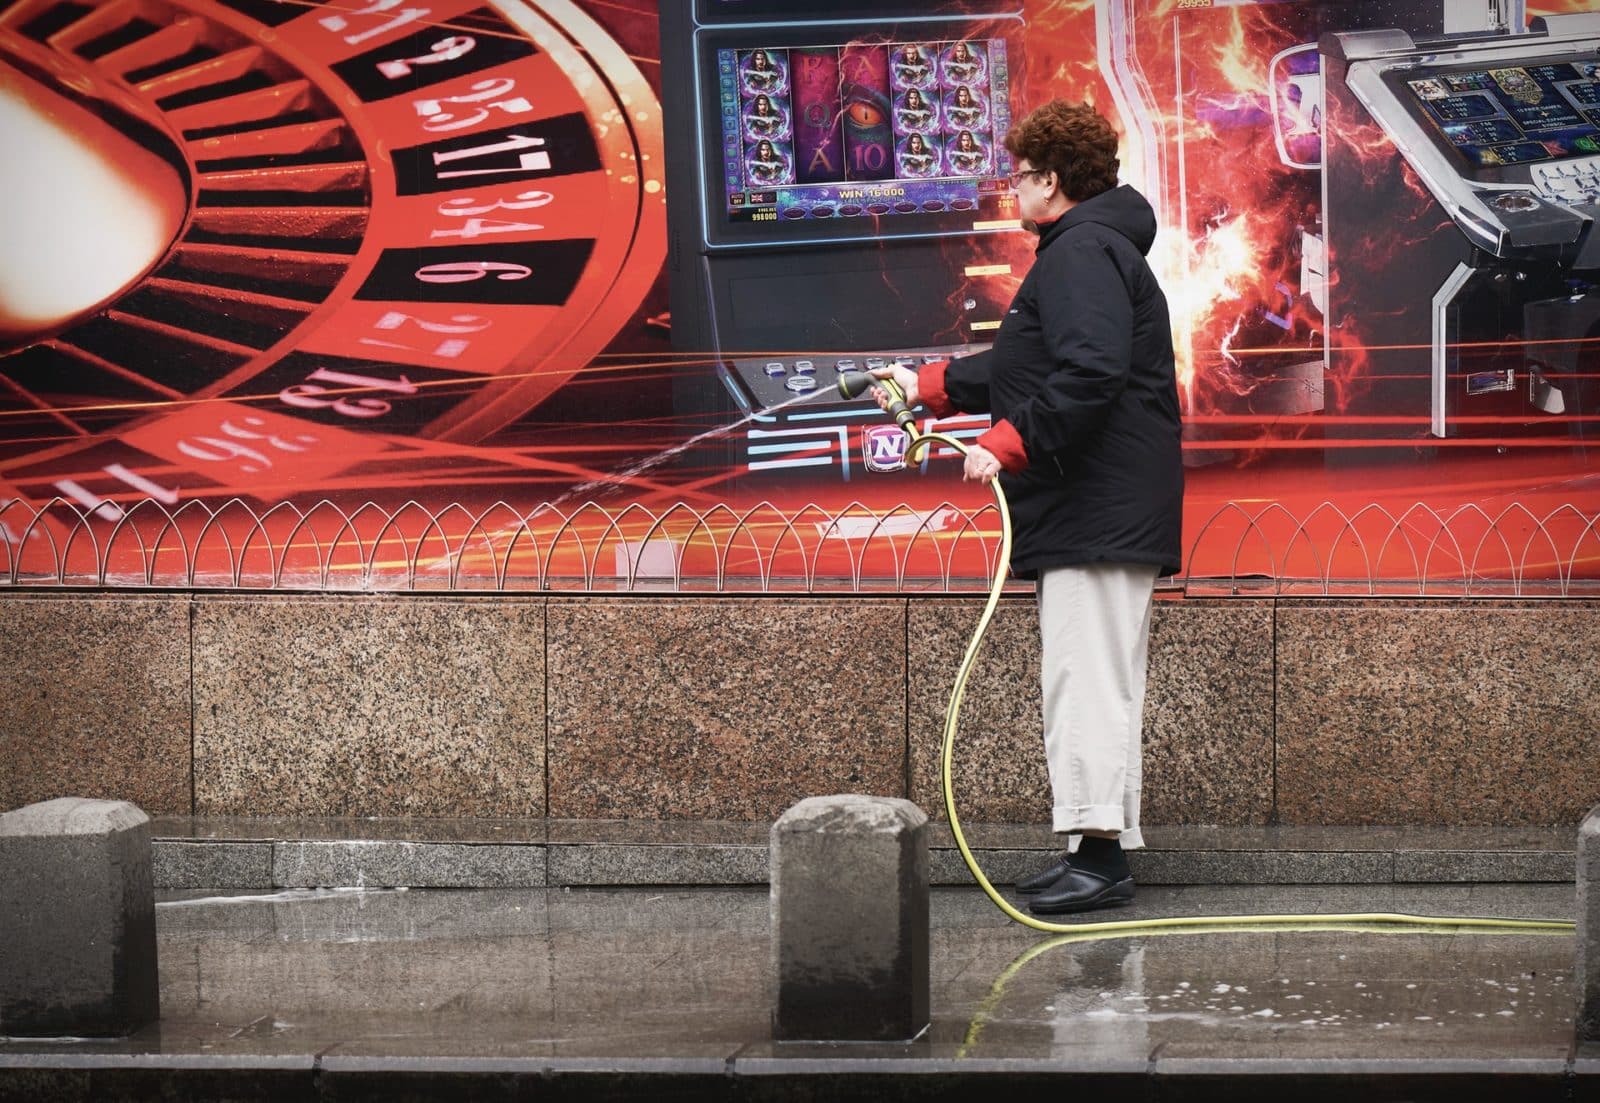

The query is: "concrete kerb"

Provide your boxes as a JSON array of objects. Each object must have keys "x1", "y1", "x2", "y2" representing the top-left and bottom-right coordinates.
[
  {"x1": 770, "y1": 795, "x2": 930, "y2": 1043},
  {"x1": 0, "y1": 798, "x2": 159, "y2": 1037},
  {"x1": 1578, "y1": 802, "x2": 1600, "y2": 1041}
]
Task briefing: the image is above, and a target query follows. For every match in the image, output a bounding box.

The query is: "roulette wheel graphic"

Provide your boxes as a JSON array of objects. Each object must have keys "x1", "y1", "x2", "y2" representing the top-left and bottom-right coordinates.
[{"x1": 0, "y1": 0, "x2": 666, "y2": 514}]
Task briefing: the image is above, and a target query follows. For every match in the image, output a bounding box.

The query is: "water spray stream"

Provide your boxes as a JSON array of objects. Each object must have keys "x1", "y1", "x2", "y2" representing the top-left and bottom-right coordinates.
[
  {"x1": 424, "y1": 379, "x2": 846, "y2": 576},
  {"x1": 548, "y1": 385, "x2": 838, "y2": 509}
]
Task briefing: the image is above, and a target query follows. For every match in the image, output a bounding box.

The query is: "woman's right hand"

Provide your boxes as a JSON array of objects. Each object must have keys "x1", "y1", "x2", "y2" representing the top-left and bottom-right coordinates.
[{"x1": 869, "y1": 364, "x2": 920, "y2": 412}]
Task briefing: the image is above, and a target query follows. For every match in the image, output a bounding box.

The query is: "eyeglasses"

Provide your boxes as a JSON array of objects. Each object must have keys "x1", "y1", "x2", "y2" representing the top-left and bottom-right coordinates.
[{"x1": 1007, "y1": 169, "x2": 1047, "y2": 189}]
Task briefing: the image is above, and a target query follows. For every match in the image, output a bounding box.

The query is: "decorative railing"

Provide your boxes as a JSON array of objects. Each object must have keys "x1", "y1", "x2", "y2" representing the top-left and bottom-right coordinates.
[{"x1": 1, "y1": 497, "x2": 1596, "y2": 596}]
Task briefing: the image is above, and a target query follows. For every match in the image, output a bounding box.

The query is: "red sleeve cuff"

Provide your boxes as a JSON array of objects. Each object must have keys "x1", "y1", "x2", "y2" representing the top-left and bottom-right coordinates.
[
  {"x1": 916, "y1": 360, "x2": 957, "y2": 419},
  {"x1": 977, "y1": 418, "x2": 1028, "y2": 474}
]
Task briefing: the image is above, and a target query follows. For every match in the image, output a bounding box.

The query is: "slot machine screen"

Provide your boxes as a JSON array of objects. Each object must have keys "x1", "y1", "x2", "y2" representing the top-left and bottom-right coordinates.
[
  {"x1": 697, "y1": 22, "x2": 1023, "y2": 247},
  {"x1": 1391, "y1": 57, "x2": 1600, "y2": 176},
  {"x1": 696, "y1": 0, "x2": 1018, "y2": 18}
]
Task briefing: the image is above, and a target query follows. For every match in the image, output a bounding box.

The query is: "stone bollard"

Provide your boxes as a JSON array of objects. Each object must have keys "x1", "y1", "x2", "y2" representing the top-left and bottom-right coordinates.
[
  {"x1": 0, "y1": 798, "x2": 159, "y2": 1036},
  {"x1": 770, "y1": 795, "x2": 929, "y2": 1042},
  {"x1": 1579, "y1": 803, "x2": 1600, "y2": 1041}
]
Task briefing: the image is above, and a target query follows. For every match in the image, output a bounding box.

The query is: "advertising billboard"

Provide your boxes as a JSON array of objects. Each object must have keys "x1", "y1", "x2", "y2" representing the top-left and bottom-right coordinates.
[{"x1": 0, "y1": 0, "x2": 1594, "y2": 588}]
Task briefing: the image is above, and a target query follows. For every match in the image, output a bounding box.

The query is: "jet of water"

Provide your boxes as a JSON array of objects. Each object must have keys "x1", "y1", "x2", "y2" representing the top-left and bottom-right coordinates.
[{"x1": 555, "y1": 385, "x2": 844, "y2": 504}]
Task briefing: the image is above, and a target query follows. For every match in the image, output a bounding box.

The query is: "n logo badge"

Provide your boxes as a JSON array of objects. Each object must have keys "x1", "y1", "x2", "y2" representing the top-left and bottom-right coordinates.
[{"x1": 863, "y1": 424, "x2": 909, "y2": 473}]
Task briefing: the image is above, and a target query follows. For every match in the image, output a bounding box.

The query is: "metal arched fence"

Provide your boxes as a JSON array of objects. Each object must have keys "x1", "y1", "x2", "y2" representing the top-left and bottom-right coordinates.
[{"x1": 1, "y1": 497, "x2": 1597, "y2": 596}]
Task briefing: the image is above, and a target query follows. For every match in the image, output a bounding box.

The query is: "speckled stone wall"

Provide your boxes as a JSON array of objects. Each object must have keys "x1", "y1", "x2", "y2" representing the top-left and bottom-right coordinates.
[
  {"x1": 1276, "y1": 600, "x2": 1600, "y2": 826},
  {"x1": 546, "y1": 599, "x2": 907, "y2": 821},
  {"x1": 1144, "y1": 599, "x2": 1276, "y2": 824},
  {"x1": 191, "y1": 596, "x2": 545, "y2": 817},
  {"x1": 906, "y1": 596, "x2": 1275, "y2": 826},
  {"x1": 0, "y1": 594, "x2": 191, "y2": 814},
  {"x1": 907, "y1": 599, "x2": 1048, "y2": 825},
  {"x1": 5, "y1": 594, "x2": 1598, "y2": 827}
]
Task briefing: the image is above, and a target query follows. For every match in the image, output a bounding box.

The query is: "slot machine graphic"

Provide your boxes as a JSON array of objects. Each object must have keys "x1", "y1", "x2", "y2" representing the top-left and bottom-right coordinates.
[
  {"x1": 659, "y1": 0, "x2": 1026, "y2": 483},
  {"x1": 1092, "y1": 0, "x2": 1529, "y2": 464},
  {"x1": 0, "y1": 0, "x2": 665, "y2": 515},
  {"x1": 1321, "y1": 11, "x2": 1600, "y2": 444}
]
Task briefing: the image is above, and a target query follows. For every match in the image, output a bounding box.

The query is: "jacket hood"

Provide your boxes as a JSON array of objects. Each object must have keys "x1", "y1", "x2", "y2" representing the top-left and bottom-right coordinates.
[{"x1": 1040, "y1": 184, "x2": 1157, "y2": 256}]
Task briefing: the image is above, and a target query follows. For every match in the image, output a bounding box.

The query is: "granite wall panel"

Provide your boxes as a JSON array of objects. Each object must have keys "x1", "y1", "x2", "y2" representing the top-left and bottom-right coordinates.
[
  {"x1": 0, "y1": 595, "x2": 191, "y2": 814},
  {"x1": 1143, "y1": 599, "x2": 1275, "y2": 826},
  {"x1": 191, "y1": 596, "x2": 544, "y2": 817},
  {"x1": 547, "y1": 599, "x2": 905, "y2": 820},
  {"x1": 1276, "y1": 601, "x2": 1600, "y2": 825},
  {"x1": 906, "y1": 596, "x2": 1275, "y2": 827},
  {"x1": 906, "y1": 598, "x2": 1049, "y2": 825},
  {"x1": 5, "y1": 593, "x2": 1595, "y2": 828}
]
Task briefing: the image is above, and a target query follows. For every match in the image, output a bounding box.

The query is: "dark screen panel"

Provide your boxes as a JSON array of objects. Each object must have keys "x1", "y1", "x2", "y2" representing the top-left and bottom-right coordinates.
[
  {"x1": 695, "y1": 0, "x2": 1017, "y2": 22},
  {"x1": 1402, "y1": 61, "x2": 1600, "y2": 169}
]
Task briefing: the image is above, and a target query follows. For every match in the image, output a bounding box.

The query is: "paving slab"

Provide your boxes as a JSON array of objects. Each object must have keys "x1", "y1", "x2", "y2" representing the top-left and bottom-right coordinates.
[
  {"x1": 272, "y1": 840, "x2": 547, "y2": 889},
  {"x1": 0, "y1": 882, "x2": 1584, "y2": 1100},
  {"x1": 143, "y1": 819, "x2": 1578, "y2": 889},
  {"x1": 152, "y1": 841, "x2": 274, "y2": 891}
]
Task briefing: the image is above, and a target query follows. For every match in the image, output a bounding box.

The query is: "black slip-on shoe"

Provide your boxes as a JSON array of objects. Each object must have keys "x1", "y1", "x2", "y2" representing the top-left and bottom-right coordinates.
[
  {"x1": 1026, "y1": 867, "x2": 1135, "y2": 915},
  {"x1": 1015, "y1": 853, "x2": 1073, "y2": 895}
]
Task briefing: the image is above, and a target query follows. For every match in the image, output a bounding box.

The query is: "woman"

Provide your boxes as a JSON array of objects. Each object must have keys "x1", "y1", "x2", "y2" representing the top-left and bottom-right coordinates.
[
  {"x1": 893, "y1": 43, "x2": 931, "y2": 88},
  {"x1": 743, "y1": 49, "x2": 782, "y2": 94},
  {"x1": 872, "y1": 100, "x2": 1182, "y2": 915},
  {"x1": 945, "y1": 40, "x2": 982, "y2": 83},
  {"x1": 746, "y1": 93, "x2": 785, "y2": 139},
  {"x1": 946, "y1": 84, "x2": 986, "y2": 129},
  {"x1": 747, "y1": 138, "x2": 787, "y2": 184},
  {"x1": 897, "y1": 87, "x2": 934, "y2": 133},
  {"x1": 898, "y1": 131, "x2": 937, "y2": 177},
  {"x1": 946, "y1": 128, "x2": 988, "y2": 174}
]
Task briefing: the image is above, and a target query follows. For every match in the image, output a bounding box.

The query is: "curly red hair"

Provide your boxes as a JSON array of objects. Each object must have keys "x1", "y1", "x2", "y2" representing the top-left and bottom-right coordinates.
[{"x1": 1003, "y1": 100, "x2": 1120, "y2": 202}]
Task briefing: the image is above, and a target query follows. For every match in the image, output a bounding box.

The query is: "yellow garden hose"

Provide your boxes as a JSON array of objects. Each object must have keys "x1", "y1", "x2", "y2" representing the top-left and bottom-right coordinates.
[
  {"x1": 956, "y1": 916, "x2": 1572, "y2": 1057},
  {"x1": 901, "y1": 426, "x2": 1572, "y2": 939}
]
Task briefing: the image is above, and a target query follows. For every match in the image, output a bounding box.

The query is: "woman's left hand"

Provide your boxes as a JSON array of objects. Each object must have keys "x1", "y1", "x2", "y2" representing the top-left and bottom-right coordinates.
[{"x1": 963, "y1": 444, "x2": 1002, "y2": 483}]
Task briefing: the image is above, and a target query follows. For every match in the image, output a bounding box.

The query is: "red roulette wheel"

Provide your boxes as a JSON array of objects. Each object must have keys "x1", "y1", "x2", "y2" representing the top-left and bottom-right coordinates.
[{"x1": 0, "y1": 0, "x2": 665, "y2": 513}]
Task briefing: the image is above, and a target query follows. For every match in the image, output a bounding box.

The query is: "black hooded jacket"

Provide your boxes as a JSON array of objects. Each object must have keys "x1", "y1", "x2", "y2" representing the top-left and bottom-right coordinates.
[{"x1": 928, "y1": 184, "x2": 1183, "y2": 578}]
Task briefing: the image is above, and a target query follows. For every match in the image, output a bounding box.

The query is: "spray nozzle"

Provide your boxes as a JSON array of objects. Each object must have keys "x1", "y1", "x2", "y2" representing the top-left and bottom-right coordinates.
[
  {"x1": 835, "y1": 370, "x2": 877, "y2": 401},
  {"x1": 837, "y1": 370, "x2": 917, "y2": 435}
]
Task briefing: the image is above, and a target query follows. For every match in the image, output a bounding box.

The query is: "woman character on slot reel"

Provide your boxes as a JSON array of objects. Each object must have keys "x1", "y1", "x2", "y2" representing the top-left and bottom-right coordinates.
[
  {"x1": 891, "y1": 43, "x2": 934, "y2": 91},
  {"x1": 945, "y1": 85, "x2": 989, "y2": 131},
  {"x1": 745, "y1": 93, "x2": 789, "y2": 141},
  {"x1": 946, "y1": 129, "x2": 992, "y2": 175},
  {"x1": 941, "y1": 41, "x2": 986, "y2": 87},
  {"x1": 895, "y1": 87, "x2": 936, "y2": 136},
  {"x1": 897, "y1": 132, "x2": 940, "y2": 178},
  {"x1": 0, "y1": 0, "x2": 667, "y2": 512},
  {"x1": 746, "y1": 138, "x2": 793, "y2": 185},
  {"x1": 741, "y1": 48, "x2": 788, "y2": 96}
]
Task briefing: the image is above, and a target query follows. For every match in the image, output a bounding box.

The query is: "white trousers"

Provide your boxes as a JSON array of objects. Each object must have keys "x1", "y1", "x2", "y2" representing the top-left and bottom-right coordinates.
[{"x1": 1036, "y1": 562, "x2": 1158, "y2": 848}]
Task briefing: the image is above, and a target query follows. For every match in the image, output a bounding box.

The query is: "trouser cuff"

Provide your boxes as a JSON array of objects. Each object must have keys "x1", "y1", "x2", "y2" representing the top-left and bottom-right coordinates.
[{"x1": 1053, "y1": 805, "x2": 1144, "y2": 850}]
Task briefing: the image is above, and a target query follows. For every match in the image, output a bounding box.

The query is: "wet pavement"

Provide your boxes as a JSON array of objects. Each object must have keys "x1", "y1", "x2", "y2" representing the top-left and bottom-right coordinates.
[{"x1": 1, "y1": 881, "x2": 1593, "y2": 1100}]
